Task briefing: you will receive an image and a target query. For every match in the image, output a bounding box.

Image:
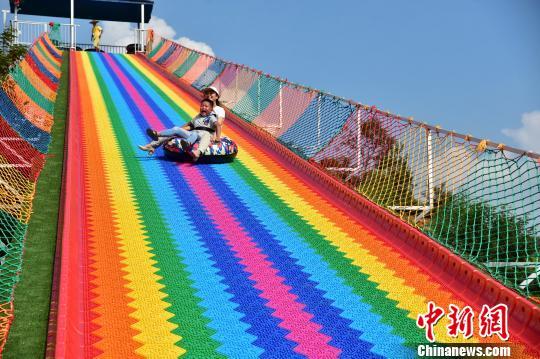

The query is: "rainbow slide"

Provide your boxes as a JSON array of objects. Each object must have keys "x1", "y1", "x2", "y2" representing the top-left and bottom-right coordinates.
[{"x1": 55, "y1": 51, "x2": 533, "y2": 358}]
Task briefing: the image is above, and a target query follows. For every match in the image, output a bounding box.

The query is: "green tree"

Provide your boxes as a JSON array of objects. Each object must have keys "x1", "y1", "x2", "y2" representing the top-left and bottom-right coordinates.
[
  {"x1": 425, "y1": 190, "x2": 540, "y2": 296},
  {"x1": 357, "y1": 143, "x2": 419, "y2": 207},
  {"x1": 427, "y1": 190, "x2": 538, "y2": 262},
  {"x1": 0, "y1": 26, "x2": 28, "y2": 82}
]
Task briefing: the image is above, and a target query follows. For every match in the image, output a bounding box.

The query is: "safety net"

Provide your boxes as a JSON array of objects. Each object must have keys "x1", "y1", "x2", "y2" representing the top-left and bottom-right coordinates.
[
  {"x1": 0, "y1": 33, "x2": 62, "y2": 351},
  {"x1": 53, "y1": 50, "x2": 537, "y2": 357},
  {"x1": 149, "y1": 38, "x2": 540, "y2": 303}
]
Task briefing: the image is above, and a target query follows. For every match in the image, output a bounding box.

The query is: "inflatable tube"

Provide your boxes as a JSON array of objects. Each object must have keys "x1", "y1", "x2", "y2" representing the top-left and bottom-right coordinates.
[{"x1": 163, "y1": 136, "x2": 238, "y2": 163}]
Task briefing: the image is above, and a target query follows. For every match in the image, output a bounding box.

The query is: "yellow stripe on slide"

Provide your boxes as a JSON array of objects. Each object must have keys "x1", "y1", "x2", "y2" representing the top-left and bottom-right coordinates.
[{"x1": 80, "y1": 52, "x2": 184, "y2": 357}]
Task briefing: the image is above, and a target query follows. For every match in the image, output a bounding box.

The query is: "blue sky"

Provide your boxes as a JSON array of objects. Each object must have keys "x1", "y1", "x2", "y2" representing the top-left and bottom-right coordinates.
[{"x1": 3, "y1": 0, "x2": 540, "y2": 151}]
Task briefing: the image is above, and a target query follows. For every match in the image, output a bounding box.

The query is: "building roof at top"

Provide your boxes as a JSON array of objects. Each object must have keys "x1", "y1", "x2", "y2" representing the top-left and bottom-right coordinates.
[{"x1": 10, "y1": 0, "x2": 154, "y2": 23}]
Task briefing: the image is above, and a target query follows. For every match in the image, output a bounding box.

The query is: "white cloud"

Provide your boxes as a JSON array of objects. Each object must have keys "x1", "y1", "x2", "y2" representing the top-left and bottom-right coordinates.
[
  {"x1": 175, "y1": 37, "x2": 215, "y2": 56},
  {"x1": 502, "y1": 111, "x2": 540, "y2": 153},
  {"x1": 99, "y1": 16, "x2": 214, "y2": 56},
  {"x1": 148, "y1": 17, "x2": 176, "y2": 39},
  {"x1": 100, "y1": 21, "x2": 134, "y2": 46}
]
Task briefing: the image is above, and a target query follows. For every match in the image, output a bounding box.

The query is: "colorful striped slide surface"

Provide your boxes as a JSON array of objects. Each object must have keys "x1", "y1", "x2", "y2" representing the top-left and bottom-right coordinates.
[{"x1": 55, "y1": 52, "x2": 532, "y2": 358}]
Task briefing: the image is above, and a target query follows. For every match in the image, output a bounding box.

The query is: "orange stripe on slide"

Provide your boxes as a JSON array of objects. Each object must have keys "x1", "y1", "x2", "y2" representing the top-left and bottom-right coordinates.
[{"x1": 76, "y1": 53, "x2": 142, "y2": 357}]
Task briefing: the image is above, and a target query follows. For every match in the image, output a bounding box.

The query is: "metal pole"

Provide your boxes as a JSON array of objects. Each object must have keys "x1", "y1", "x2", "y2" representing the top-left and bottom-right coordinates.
[
  {"x1": 317, "y1": 93, "x2": 321, "y2": 149},
  {"x1": 2, "y1": 10, "x2": 8, "y2": 30},
  {"x1": 412, "y1": 130, "x2": 435, "y2": 222},
  {"x1": 140, "y1": 4, "x2": 145, "y2": 51},
  {"x1": 70, "y1": 0, "x2": 74, "y2": 49},
  {"x1": 356, "y1": 107, "x2": 361, "y2": 168},
  {"x1": 427, "y1": 129, "x2": 435, "y2": 210},
  {"x1": 278, "y1": 82, "x2": 283, "y2": 128},
  {"x1": 14, "y1": 6, "x2": 18, "y2": 44},
  {"x1": 257, "y1": 76, "x2": 261, "y2": 116},
  {"x1": 235, "y1": 66, "x2": 239, "y2": 104}
]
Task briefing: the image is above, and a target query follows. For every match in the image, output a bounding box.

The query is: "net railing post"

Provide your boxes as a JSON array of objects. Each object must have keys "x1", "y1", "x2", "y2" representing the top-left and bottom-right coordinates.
[
  {"x1": 413, "y1": 128, "x2": 435, "y2": 222},
  {"x1": 317, "y1": 92, "x2": 321, "y2": 150},
  {"x1": 342, "y1": 106, "x2": 363, "y2": 182},
  {"x1": 234, "y1": 65, "x2": 239, "y2": 104},
  {"x1": 356, "y1": 106, "x2": 361, "y2": 168},
  {"x1": 257, "y1": 75, "x2": 261, "y2": 117},
  {"x1": 427, "y1": 129, "x2": 435, "y2": 210},
  {"x1": 279, "y1": 82, "x2": 283, "y2": 129}
]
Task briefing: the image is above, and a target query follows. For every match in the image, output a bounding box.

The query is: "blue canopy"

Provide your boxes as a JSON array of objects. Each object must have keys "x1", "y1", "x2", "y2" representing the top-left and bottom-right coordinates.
[{"x1": 10, "y1": 0, "x2": 154, "y2": 23}]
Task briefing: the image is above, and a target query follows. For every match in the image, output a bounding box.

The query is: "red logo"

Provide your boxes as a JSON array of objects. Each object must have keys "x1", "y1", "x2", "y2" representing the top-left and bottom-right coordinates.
[
  {"x1": 447, "y1": 304, "x2": 474, "y2": 339},
  {"x1": 417, "y1": 302, "x2": 509, "y2": 342},
  {"x1": 479, "y1": 304, "x2": 509, "y2": 341},
  {"x1": 417, "y1": 301, "x2": 445, "y2": 342}
]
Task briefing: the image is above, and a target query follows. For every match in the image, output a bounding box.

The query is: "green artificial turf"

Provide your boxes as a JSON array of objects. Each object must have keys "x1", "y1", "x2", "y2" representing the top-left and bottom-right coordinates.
[{"x1": 3, "y1": 52, "x2": 69, "y2": 359}]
